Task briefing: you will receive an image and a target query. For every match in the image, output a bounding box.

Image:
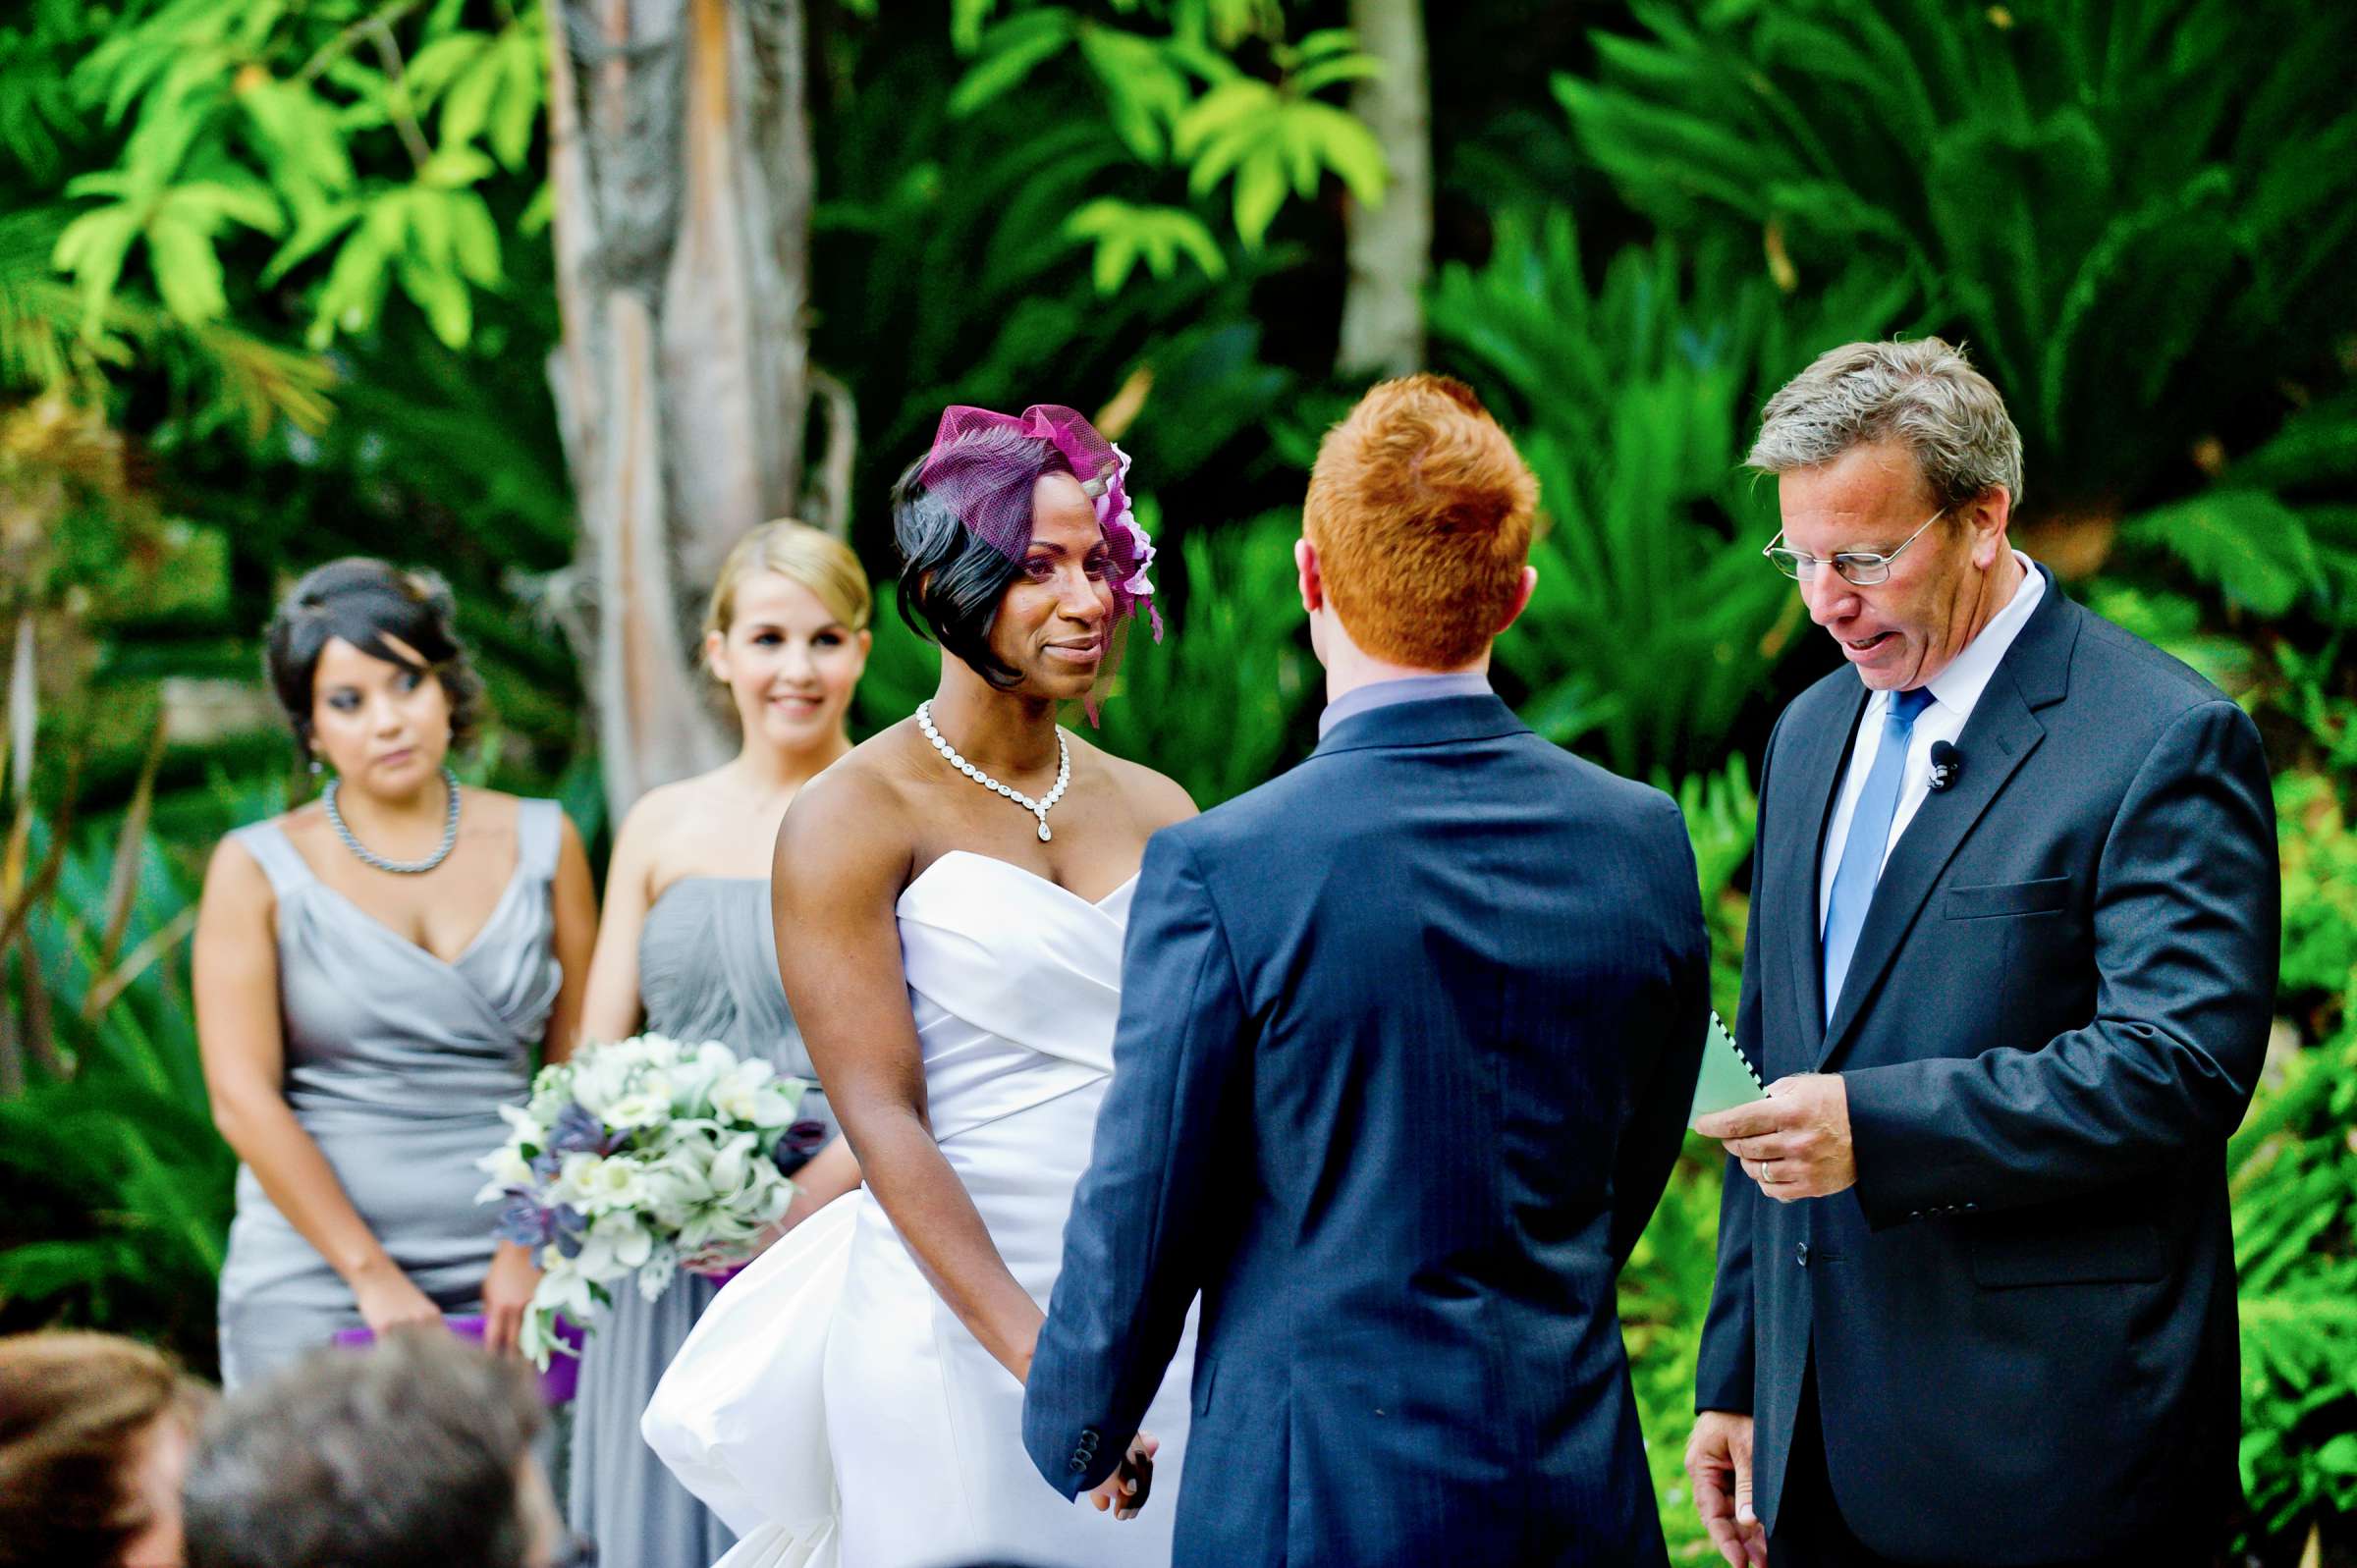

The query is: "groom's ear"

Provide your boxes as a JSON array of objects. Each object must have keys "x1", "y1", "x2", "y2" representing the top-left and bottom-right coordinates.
[
  {"x1": 1295, "y1": 537, "x2": 1324, "y2": 615},
  {"x1": 1495, "y1": 564, "x2": 1538, "y2": 635}
]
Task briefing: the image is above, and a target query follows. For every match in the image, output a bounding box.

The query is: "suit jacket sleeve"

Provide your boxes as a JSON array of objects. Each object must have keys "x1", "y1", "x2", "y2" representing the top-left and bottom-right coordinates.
[
  {"x1": 1844, "y1": 698, "x2": 2278, "y2": 1229},
  {"x1": 1023, "y1": 828, "x2": 1249, "y2": 1497},
  {"x1": 1610, "y1": 794, "x2": 1711, "y2": 1271}
]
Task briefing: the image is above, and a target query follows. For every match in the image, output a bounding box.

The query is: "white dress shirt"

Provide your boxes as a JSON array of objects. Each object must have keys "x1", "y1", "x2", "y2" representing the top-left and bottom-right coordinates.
[{"x1": 1817, "y1": 553, "x2": 2047, "y2": 933}]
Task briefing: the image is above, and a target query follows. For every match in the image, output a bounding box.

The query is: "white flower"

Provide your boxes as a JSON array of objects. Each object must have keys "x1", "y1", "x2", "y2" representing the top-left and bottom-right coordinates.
[
  {"x1": 570, "y1": 1155, "x2": 647, "y2": 1215},
  {"x1": 707, "y1": 1132, "x2": 761, "y2": 1197},
  {"x1": 478, "y1": 1144, "x2": 534, "y2": 1189},
  {"x1": 576, "y1": 1211, "x2": 654, "y2": 1277},
  {"x1": 635, "y1": 1241, "x2": 680, "y2": 1302},
  {"x1": 568, "y1": 1054, "x2": 633, "y2": 1117},
  {"x1": 711, "y1": 1059, "x2": 796, "y2": 1127},
  {"x1": 603, "y1": 1088, "x2": 671, "y2": 1131}
]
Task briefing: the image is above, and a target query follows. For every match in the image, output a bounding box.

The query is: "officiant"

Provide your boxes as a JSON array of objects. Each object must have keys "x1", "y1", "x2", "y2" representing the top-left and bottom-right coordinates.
[{"x1": 1687, "y1": 339, "x2": 2278, "y2": 1568}]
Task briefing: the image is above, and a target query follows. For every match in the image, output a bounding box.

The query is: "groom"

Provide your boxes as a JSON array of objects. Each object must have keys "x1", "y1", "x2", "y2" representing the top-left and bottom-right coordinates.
[{"x1": 1024, "y1": 375, "x2": 1710, "y2": 1565}]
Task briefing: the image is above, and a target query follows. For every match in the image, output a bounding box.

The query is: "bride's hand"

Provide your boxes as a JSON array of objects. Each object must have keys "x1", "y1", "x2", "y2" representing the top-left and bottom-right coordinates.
[
  {"x1": 1084, "y1": 1432, "x2": 1157, "y2": 1521},
  {"x1": 682, "y1": 1181, "x2": 827, "y2": 1277}
]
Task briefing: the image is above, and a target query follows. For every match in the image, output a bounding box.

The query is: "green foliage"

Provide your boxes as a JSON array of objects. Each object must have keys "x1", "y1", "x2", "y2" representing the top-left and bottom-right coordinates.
[
  {"x1": 0, "y1": 809, "x2": 237, "y2": 1369},
  {"x1": 2276, "y1": 770, "x2": 2357, "y2": 1026},
  {"x1": 1428, "y1": 209, "x2": 1914, "y2": 779},
  {"x1": 2230, "y1": 1033, "x2": 2357, "y2": 1542},
  {"x1": 1556, "y1": 0, "x2": 2357, "y2": 514},
  {"x1": 1617, "y1": 1143, "x2": 1726, "y2": 1565},
  {"x1": 949, "y1": 6, "x2": 1384, "y2": 285},
  {"x1": 1082, "y1": 508, "x2": 1316, "y2": 809},
  {"x1": 58, "y1": 0, "x2": 543, "y2": 351}
]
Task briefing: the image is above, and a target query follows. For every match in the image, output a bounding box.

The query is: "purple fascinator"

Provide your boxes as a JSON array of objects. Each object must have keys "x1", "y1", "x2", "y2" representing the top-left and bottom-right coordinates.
[{"x1": 919, "y1": 404, "x2": 1162, "y2": 642}]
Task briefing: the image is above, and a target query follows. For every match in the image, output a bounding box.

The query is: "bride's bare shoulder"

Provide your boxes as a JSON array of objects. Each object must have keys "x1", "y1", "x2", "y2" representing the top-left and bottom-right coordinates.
[
  {"x1": 1067, "y1": 730, "x2": 1197, "y2": 834},
  {"x1": 775, "y1": 724, "x2": 928, "y2": 874}
]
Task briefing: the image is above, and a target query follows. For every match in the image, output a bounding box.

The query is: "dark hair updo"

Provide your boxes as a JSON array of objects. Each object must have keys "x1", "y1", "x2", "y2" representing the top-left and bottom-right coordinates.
[
  {"x1": 892, "y1": 424, "x2": 1072, "y2": 688},
  {"x1": 263, "y1": 559, "x2": 484, "y2": 755}
]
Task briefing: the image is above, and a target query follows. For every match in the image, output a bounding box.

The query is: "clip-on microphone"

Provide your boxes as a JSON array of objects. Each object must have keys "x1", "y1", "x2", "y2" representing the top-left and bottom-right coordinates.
[{"x1": 1927, "y1": 739, "x2": 1963, "y2": 793}]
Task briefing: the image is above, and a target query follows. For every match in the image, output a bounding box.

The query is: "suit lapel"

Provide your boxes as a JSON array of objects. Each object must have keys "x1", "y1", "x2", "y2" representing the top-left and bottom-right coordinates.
[
  {"x1": 1815, "y1": 580, "x2": 2079, "y2": 1068},
  {"x1": 1776, "y1": 685, "x2": 1868, "y2": 1072}
]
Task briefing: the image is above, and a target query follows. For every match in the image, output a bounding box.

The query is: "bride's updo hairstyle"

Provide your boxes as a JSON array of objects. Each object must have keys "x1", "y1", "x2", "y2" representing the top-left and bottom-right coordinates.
[
  {"x1": 263, "y1": 559, "x2": 484, "y2": 756},
  {"x1": 890, "y1": 423, "x2": 1072, "y2": 689},
  {"x1": 1304, "y1": 374, "x2": 1537, "y2": 670}
]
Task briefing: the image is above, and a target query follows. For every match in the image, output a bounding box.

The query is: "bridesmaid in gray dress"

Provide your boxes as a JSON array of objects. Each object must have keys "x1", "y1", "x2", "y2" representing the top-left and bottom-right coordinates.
[
  {"x1": 192, "y1": 561, "x2": 597, "y2": 1389},
  {"x1": 570, "y1": 520, "x2": 870, "y2": 1566}
]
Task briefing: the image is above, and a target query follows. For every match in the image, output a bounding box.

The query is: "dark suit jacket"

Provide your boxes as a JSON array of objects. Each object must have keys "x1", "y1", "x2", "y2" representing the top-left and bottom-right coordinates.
[
  {"x1": 1695, "y1": 569, "x2": 2278, "y2": 1563},
  {"x1": 1023, "y1": 693, "x2": 1710, "y2": 1567}
]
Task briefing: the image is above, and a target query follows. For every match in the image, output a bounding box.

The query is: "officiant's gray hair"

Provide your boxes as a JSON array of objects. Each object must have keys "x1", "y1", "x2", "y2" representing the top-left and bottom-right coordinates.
[{"x1": 1749, "y1": 337, "x2": 2025, "y2": 513}]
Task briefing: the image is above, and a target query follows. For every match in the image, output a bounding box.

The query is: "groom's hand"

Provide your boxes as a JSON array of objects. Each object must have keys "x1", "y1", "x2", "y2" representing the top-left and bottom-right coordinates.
[
  {"x1": 1686, "y1": 1411, "x2": 1766, "y2": 1567},
  {"x1": 1083, "y1": 1431, "x2": 1158, "y2": 1521},
  {"x1": 1697, "y1": 1073, "x2": 1855, "y2": 1201}
]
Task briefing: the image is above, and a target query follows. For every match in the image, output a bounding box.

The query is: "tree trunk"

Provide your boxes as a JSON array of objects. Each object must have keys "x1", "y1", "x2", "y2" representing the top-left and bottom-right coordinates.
[
  {"x1": 544, "y1": 0, "x2": 847, "y2": 820},
  {"x1": 1336, "y1": 0, "x2": 1431, "y2": 380}
]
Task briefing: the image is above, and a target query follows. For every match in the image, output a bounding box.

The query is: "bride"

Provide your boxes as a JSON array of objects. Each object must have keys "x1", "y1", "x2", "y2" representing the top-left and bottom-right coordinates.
[{"x1": 645, "y1": 405, "x2": 1195, "y2": 1568}]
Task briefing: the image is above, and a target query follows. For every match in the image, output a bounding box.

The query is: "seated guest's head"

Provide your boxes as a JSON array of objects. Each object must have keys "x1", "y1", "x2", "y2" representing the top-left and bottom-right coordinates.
[
  {"x1": 182, "y1": 1327, "x2": 571, "y2": 1568},
  {"x1": 1300, "y1": 374, "x2": 1540, "y2": 675},
  {"x1": 1747, "y1": 336, "x2": 2026, "y2": 690},
  {"x1": 0, "y1": 1331, "x2": 212, "y2": 1568}
]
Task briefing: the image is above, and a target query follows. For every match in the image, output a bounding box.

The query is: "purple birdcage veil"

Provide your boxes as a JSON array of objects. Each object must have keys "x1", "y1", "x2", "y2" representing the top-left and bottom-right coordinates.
[{"x1": 919, "y1": 404, "x2": 1163, "y2": 643}]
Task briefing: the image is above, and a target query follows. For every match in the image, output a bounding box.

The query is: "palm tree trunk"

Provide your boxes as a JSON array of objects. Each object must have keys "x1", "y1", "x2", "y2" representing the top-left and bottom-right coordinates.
[
  {"x1": 544, "y1": 0, "x2": 845, "y2": 819},
  {"x1": 1336, "y1": 0, "x2": 1431, "y2": 379}
]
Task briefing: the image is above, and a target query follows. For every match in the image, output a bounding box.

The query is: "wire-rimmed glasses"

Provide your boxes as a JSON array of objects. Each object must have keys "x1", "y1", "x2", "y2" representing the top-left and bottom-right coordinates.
[{"x1": 1763, "y1": 507, "x2": 1947, "y2": 586}]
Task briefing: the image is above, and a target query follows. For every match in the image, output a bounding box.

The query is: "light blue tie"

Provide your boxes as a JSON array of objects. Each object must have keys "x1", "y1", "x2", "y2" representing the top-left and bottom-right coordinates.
[{"x1": 1823, "y1": 686, "x2": 1934, "y2": 1024}]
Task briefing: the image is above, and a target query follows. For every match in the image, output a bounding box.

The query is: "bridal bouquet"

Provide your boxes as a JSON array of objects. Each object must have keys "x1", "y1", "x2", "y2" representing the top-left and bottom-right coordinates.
[{"x1": 476, "y1": 1034, "x2": 815, "y2": 1367}]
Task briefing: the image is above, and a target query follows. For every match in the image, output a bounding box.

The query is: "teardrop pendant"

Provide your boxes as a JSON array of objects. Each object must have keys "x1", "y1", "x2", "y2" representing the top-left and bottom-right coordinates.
[{"x1": 1037, "y1": 816, "x2": 1053, "y2": 842}]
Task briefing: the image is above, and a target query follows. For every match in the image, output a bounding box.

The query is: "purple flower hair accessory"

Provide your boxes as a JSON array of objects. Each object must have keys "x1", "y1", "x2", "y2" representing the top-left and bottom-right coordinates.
[{"x1": 920, "y1": 405, "x2": 1162, "y2": 641}]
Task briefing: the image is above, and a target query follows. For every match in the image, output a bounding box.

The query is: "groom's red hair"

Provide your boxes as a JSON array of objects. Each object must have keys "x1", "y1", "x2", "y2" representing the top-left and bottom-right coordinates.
[{"x1": 1304, "y1": 375, "x2": 1538, "y2": 671}]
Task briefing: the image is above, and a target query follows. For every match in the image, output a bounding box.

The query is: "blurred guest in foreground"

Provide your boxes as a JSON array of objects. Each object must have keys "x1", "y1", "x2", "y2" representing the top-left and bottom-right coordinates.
[
  {"x1": 193, "y1": 560, "x2": 597, "y2": 1387},
  {"x1": 569, "y1": 519, "x2": 870, "y2": 1564},
  {"x1": 0, "y1": 1331, "x2": 212, "y2": 1568},
  {"x1": 182, "y1": 1325, "x2": 580, "y2": 1568}
]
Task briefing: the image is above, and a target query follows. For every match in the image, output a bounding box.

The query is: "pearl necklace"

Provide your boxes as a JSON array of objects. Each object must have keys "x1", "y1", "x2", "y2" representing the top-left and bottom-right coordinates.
[
  {"x1": 323, "y1": 766, "x2": 463, "y2": 874},
  {"x1": 915, "y1": 701, "x2": 1069, "y2": 841}
]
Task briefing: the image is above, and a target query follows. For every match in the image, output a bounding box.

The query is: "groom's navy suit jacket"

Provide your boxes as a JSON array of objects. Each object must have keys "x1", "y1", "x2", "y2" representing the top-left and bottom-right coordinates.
[
  {"x1": 1696, "y1": 570, "x2": 2278, "y2": 1563},
  {"x1": 1024, "y1": 693, "x2": 1709, "y2": 1567}
]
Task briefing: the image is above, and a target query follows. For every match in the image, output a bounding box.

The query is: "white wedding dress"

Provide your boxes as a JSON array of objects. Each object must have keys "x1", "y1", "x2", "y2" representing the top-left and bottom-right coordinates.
[{"x1": 644, "y1": 850, "x2": 1196, "y2": 1568}]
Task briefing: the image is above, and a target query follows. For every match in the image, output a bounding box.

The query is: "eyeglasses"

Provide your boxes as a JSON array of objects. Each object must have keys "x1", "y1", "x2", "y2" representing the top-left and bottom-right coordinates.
[
  {"x1": 548, "y1": 1535, "x2": 599, "y2": 1568},
  {"x1": 1763, "y1": 507, "x2": 1947, "y2": 586}
]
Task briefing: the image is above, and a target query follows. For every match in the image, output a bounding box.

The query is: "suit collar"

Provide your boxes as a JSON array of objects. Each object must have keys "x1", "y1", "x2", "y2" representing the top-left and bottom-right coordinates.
[
  {"x1": 1809, "y1": 569, "x2": 2083, "y2": 1067},
  {"x1": 1311, "y1": 692, "x2": 1530, "y2": 757}
]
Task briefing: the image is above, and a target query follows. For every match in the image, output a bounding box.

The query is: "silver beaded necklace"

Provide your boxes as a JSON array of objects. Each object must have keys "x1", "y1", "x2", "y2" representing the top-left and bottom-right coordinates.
[
  {"x1": 323, "y1": 765, "x2": 463, "y2": 874},
  {"x1": 915, "y1": 700, "x2": 1070, "y2": 841}
]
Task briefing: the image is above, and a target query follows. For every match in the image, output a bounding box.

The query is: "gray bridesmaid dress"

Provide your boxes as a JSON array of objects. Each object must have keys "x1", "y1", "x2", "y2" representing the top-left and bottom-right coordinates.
[
  {"x1": 568, "y1": 877, "x2": 835, "y2": 1568},
  {"x1": 214, "y1": 799, "x2": 565, "y2": 1389}
]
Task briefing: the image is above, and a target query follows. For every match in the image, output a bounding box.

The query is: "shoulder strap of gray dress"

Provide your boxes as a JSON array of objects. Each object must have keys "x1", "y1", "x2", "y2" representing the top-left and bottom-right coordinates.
[
  {"x1": 516, "y1": 797, "x2": 563, "y2": 884},
  {"x1": 228, "y1": 820, "x2": 313, "y2": 898}
]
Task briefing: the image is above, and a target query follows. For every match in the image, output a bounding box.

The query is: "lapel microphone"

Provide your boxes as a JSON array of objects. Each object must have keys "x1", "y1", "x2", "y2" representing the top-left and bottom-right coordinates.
[{"x1": 1927, "y1": 739, "x2": 1963, "y2": 792}]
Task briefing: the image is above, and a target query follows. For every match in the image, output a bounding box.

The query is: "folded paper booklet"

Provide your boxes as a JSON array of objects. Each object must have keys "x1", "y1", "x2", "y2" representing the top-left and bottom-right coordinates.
[{"x1": 1688, "y1": 1010, "x2": 1767, "y2": 1128}]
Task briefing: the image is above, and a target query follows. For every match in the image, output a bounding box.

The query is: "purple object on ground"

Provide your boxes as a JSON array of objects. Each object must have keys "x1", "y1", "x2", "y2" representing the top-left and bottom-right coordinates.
[{"x1": 330, "y1": 1314, "x2": 586, "y2": 1406}]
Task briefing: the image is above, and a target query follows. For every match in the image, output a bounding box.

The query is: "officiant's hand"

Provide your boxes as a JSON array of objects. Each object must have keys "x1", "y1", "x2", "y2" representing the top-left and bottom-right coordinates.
[
  {"x1": 1083, "y1": 1431, "x2": 1157, "y2": 1521},
  {"x1": 1697, "y1": 1073, "x2": 1855, "y2": 1202},
  {"x1": 1686, "y1": 1411, "x2": 1766, "y2": 1567}
]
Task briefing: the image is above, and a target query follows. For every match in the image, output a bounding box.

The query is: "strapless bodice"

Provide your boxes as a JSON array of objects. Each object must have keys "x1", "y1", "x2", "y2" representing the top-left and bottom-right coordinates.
[{"x1": 894, "y1": 849, "x2": 1139, "y2": 1147}]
